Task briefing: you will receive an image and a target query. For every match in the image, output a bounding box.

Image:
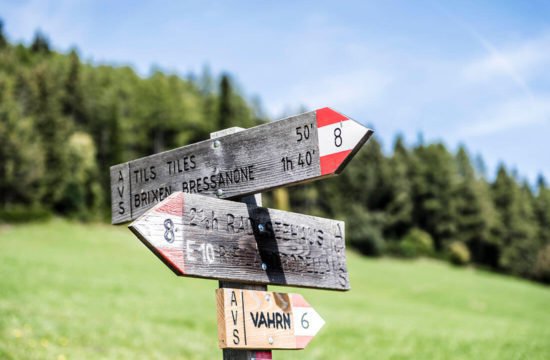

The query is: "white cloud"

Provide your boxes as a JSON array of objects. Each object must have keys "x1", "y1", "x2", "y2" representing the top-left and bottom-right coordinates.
[
  {"x1": 267, "y1": 68, "x2": 393, "y2": 118},
  {"x1": 452, "y1": 31, "x2": 550, "y2": 139},
  {"x1": 456, "y1": 94, "x2": 550, "y2": 137},
  {"x1": 463, "y1": 31, "x2": 550, "y2": 84},
  {"x1": 3, "y1": 0, "x2": 91, "y2": 50}
]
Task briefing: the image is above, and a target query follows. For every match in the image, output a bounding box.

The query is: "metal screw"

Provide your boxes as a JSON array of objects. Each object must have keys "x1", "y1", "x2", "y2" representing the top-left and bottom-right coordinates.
[
  {"x1": 213, "y1": 140, "x2": 221, "y2": 148},
  {"x1": 268, "y1": 337, "x2": 274, "y2": 345},
  {"x1": 265, "y1": 294, "x2": 270, "y2": 302},
  {"x1": 216, "y1": 189, "x2": 224, "y2": 197},
  {"x1": 261, "y1": 263, "x2": 267, "y2": 271},
  {"x1": 257, "y1": 223, "x2": 265, "y2": 233}
]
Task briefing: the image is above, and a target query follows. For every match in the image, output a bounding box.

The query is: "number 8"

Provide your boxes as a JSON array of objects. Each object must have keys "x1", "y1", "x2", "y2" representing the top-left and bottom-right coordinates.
[
  {"x1": 164, "y1": 219, "x2": 175, "y2": 243},
  {"x1": 334, "y1": 127, "x2": 342, "y2": 147}
]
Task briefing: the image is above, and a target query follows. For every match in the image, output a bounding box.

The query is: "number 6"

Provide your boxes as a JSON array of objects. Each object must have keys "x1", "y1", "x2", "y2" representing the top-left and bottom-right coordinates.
[{"x1": 301, "y1": 312, "x2": 310, "y2": 329}]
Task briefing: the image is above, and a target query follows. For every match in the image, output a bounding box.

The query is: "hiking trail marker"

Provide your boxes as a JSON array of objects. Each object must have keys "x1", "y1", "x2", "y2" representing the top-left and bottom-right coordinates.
[
  {"x1": 216, "y1": 288, "x2": 325, "y2": 350},
  {"x1": 111, "y1": 107, "x2": 373, "y2": 224},
  {"x1": 115, "y1": 107, "x2": 373, "y2": 358},
  {"x1": 129, "y1": 192, "x2": 349, "y2": 291}
]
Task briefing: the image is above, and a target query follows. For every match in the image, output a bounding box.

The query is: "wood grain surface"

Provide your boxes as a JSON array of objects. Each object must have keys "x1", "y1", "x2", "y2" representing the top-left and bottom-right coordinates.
[
  {"x1": 217, "y1": 288, "x2": 325, "y2": 350},
  {"x1": 111, "y1": 107, "x2": 373, "y2": 224},
  {"x1": 128, "y1": 192, "x2": 349, "y2": 291}
]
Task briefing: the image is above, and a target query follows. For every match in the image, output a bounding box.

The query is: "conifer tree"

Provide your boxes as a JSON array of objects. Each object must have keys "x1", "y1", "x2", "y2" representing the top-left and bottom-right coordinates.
[
  {"x1": 454, "y1": 146, "x2": 488, "y2": 262},
  {"x1": 411, "y1": 143, "x2": 458, "y2": 250},
  {"x1": 535, "y1": 176, "x2": 550, "y2": 246},
  {"x1": 62, "y1": 49, "x2": 86, "y2": 126},
  {"x1": 492, "y1": 166, "x2": 540, "y2": 275},
  {"x1": 218, "y1": 73, "x2": 234, "y2": 129},
  {"x1": 384, "y1": 135, "x2": 413, "y2": 240},
  {"x1": 30, "y1": 64, "x2": 72, "y2": 211},
  {"x1": 0, "y1": 19, "x2": 7, "y2": 49},
  {"x1": 0, "y1": 75, "x2": 45, "y2": 207},
  {"x1": 30, "y1": 30, "x2": 50, "y2": 54}
]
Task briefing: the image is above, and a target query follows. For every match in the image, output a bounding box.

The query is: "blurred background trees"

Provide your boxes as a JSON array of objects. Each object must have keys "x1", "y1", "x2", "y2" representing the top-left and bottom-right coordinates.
[{"x1": 0, "y1": 26, "x2": 548, "y2": 284}]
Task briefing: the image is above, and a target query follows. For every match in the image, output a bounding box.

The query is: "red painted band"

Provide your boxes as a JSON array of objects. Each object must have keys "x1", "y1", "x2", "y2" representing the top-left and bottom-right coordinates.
[
  {"x1": 316, "y1": 107, "x2": 348, "y2": 128},
  {"x1": 157, "y1": 247, "x2": 186, "y2": 274},
  {"x1": 253, "y1": 351, "x2": 272, "y2": 360},
  {"x1": 156, "y1": 192, "x2": 184, "y2": 216},
  {"x1": 295, "y1": 335, "x2": 313, "y2": 349},
  {"x1": 320, "y1": 150, "x2": 352, "y2": 175},
  {"x1": 291, "y1": 294, "x2": 310, "y2": 308}
]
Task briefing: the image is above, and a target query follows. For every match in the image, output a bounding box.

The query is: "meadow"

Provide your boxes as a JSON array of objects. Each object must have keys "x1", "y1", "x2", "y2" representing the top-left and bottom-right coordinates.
[{"x1": 1, "y1": 219, "x2": 549, "y2": 359}]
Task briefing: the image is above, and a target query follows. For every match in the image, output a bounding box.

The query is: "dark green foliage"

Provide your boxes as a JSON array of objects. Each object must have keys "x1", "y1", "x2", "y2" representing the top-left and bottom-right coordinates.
[
  {"x1": 0, "y1": 205, "x2": 51, "y2": 223},
  {"x1": 0, "y1": 20, "x2": 7, "y2": 49},
  {"x1": 410, "y1": 143, "x2": 458, "y2": 250},
  {"x1": 30, "y1": 31, "x2": 50, "y2": 54},
  {"x1": 492, "y1": 167, "x2": 540, "y2": 276},
  {"x1": 384, "y1": 135, "x2": 413, "y2": 239},
  {"x1": 454, "y1": 146, "x2": 498, "y2": 266},
  {"x1": 62, "y1": 49, "x2": 86, "y2": 126},
  {"x1": 346, "y1": 205, "x2": 386, "y2": 256},
  {"x1": 534, "y1": 245, "x2": 550, "y2": 283},
  {"x1": 0, "y1": 26, "x2": 263, "y2": 222},
  {"x1": 0, "y1": 23, "x2": 548, "y2": 284},
  {"x1": 29, "y1": 62, "x2": 73, "y2": 212},
  {"x1": 535, "y1": 177, "x2": 550, "y2": 247},
  {"x1": 217, "y1": 73, "x2": 258, "y2": 130},
  {"x1": 218, "y1": 74, "x2": 234, "y2": 129},
  {"x1": 285, "y1": 116, "x2": 547, "y2": 282},
  {"x1": 0, "y1": 74, "x2": 45, "y2": 207}
]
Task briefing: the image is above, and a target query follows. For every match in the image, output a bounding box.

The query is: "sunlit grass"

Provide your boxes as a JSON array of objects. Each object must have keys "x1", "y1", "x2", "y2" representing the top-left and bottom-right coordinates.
[{"x1": 1, "y1": 219, "x2": 549, "y2": 359}]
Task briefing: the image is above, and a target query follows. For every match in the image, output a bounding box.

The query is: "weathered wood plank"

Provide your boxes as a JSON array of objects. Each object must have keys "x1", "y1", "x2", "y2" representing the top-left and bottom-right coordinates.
[
  {"x1": 213, "y1": 127, "x2": 271, "y2": 360},
  {"x1": 216, "y1": 288, "x2": 325, "y2": 350},
  {"x1": 128, "y1": 192, "x2": 349, "y2": 291},
  {"x1": 220, "y1": 283, "x2": 271, "y2": 360},
  {"x1": 111, "y1": 107, "x2": 373, "y2": 224}
]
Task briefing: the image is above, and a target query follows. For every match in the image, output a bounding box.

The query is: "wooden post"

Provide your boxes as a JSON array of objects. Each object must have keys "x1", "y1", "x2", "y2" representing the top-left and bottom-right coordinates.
[{"x1": 211, "y1": 127, "x2": 273, "y2": 360}]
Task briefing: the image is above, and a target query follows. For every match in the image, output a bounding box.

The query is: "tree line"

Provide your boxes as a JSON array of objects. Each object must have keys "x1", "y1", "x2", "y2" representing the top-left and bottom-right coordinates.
[{"x1": 0, "y1": 23, "x2": 549, "y2": 284}]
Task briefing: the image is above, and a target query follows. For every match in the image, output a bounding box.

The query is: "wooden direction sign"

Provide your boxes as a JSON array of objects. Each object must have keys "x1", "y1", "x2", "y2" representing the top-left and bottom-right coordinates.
[
  {"x1": 216, "y1": 288, "x2": 325, "y2": 350},
  {"x1": 112, "y1": 107, "x2": 373, "y2": 224},
  {"x1": 129, "y1": 192, "x2": 349, "y2": 290}
]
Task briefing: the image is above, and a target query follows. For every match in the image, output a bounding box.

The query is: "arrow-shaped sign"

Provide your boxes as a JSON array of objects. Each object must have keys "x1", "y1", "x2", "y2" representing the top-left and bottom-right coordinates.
[
  {"x1": 216, "y1": 288, "x2": 325, "y2": 350},
  {"x1": 129, "y1": 192, "x2": 349, "y2": 290},
  {"x1": 112, "y1": 107, "x2": 373, "y2": 223}
]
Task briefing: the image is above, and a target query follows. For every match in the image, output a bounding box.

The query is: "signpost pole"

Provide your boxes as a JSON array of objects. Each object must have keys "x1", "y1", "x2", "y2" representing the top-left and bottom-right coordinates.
[
  {"x1": 118, "y1": 108, "x2": 369, "y2": 356},
  {"x1": 211, "y1": 127, "x2": 272, "y2": 360}
]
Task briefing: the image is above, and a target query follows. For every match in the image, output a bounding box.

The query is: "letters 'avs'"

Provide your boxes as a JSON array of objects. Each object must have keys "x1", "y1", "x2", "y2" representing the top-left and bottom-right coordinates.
[
  {"x1": 111, "y1": 107, "x2": 373, "y2": 224},
  {"x1": 216, "y1": 288, "x2": 325, "y2": 350}
]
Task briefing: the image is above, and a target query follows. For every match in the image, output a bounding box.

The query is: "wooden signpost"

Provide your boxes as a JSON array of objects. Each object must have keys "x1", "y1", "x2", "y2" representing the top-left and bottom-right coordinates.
[
  {"x1": 114, "y1": 107, "x2": 373, "y2": 358},
  {"x1": 129, "y1": 192, "x2": 349, "y2": 291},
  {"x1": 111, "y1": 107, "x2": 373, "y2": 224},
  {"x1": 216, "y1": 288, "x2": 325, "y2": 350}
]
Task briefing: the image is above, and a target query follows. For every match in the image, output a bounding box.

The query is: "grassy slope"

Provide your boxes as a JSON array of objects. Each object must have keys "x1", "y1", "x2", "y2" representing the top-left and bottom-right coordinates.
[{"x1": 0, "y1": 219, "x2": 549, "y2": 359}]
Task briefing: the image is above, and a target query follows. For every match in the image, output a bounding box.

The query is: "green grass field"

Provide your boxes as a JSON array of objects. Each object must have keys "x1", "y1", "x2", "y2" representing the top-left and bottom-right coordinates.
[{"x1": 1, "y1": 219, "x2": 549, "y2": 359}]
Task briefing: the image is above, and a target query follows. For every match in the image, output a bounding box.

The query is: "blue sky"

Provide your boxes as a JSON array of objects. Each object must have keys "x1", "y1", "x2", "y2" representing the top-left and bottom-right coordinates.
[{"x1": 2, "y1": 0, "x2": 549, "y2": 182}]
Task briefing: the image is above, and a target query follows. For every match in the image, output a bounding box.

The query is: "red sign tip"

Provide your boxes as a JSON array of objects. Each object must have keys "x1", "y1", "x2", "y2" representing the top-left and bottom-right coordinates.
[{"x1": 316, "y1": 107, "x2": 348, "y2": 127}]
